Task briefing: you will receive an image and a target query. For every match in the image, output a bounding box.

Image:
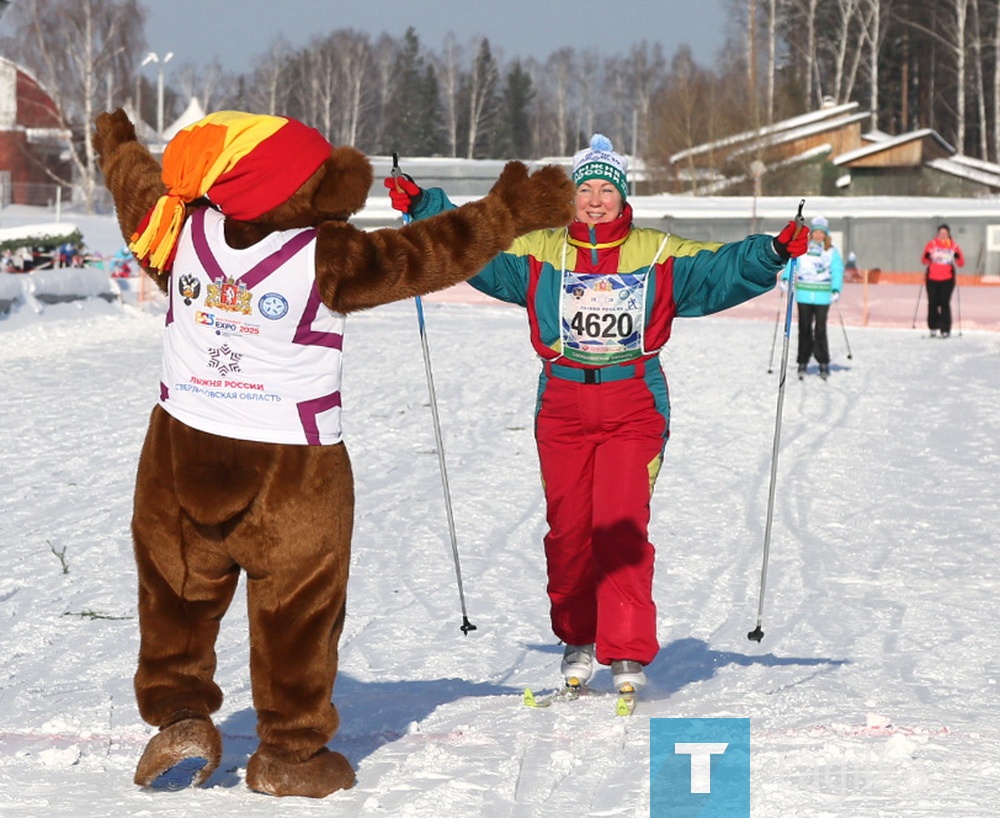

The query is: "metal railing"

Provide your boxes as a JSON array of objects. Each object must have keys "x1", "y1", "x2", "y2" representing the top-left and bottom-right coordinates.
[{"x1": 0, "y1": 181, "x2": 115, "y2": 214}]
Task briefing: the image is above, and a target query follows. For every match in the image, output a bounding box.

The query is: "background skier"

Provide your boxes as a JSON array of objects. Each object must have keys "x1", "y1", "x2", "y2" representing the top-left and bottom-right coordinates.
[
  {"x1": 921, "y1": 223, "x2": 964, "y2": 338},
  {"x1": 781, "y1": 215, "x2": 844, "y2": 379}
]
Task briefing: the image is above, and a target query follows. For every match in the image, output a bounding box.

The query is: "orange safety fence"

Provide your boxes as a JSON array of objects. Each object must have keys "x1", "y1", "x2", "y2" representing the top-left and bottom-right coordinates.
[
  {"x1": 423, "y1": 274, "x2": 1000, "y2": 332},
  {"x1": 859, "y1": 270, "x2": 1000, "y2": 286},
  {"x1": 722, "y1": 272, "x2": 1000, "y2": 331}
]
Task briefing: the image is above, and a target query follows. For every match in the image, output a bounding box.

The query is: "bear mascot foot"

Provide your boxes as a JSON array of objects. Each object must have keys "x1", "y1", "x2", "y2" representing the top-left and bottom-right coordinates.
[
  {"x1": 134, "y1": 717, "x2": 223, "y2": 788},
  {"x1": 245, "y1": 745, "x2": 355, "y2": 798}
]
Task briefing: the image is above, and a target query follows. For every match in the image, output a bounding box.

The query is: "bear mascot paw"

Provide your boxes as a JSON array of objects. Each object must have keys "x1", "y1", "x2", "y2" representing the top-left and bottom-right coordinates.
[{"x1": 92, "y1": 108, "x2": 573, "y2": 798}]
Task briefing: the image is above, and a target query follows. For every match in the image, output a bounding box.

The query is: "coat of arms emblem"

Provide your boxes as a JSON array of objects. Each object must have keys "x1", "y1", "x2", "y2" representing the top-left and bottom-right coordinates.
[{"x1": 205, "y1": 276, "x2": 253, "y2": 315}]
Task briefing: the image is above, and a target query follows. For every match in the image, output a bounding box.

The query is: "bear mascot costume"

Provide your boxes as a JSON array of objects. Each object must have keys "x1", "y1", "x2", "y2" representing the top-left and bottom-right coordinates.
[{"x1": 91, "y1": 108, "x2": 574, "y2": 798}]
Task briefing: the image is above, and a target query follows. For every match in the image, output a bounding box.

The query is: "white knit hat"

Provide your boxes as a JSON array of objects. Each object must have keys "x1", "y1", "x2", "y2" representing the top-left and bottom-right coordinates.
[
  {"x1": 811, "y1": 215, "x2": 830, "y2": 233},
  {"x1": 572, "y1": 134, "x2": 629, "y2": 201}
]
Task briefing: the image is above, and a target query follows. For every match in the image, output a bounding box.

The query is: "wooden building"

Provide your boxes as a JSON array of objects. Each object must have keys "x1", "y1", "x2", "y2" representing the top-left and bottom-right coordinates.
[
  {"x1": 0, "y1": 56, "x2": 71, "y2": 205},
  {"x1": 666, "y1": 101, "x2": 1000, "y2": 198}
]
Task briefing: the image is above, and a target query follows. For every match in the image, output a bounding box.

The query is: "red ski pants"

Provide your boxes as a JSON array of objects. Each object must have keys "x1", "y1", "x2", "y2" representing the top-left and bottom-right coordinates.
[{"x1": 535, "y1": 368, "x2": 668, "y2": 667}]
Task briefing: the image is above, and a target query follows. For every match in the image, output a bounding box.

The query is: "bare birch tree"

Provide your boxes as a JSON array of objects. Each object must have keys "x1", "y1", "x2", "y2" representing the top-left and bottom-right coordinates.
[
  {"x1": 904, "y1": 0, "x2": 969, "y2": 151},
  {"x1": 542, "y1": 48, "x2": 576, "y2": 156},
  {"x1": 954, "y1": 0, "x2": 970, "y2": 152},
  {"x1": 603, "y1": 56, "x2": 630, "y2": 151},
  {"x1": 1, "y1": 0, "x2": 145, "y2": 211},
  {"x1": 243, "y1": 38, "x2": 293, "y2": 116},
  {"x1": 292, "y1": 39, "x2": 339, "y2": 139},
  {"x1": 993, "y1": 0, "x2": 1000, "y2": 160},
  {"x1": 369, "y1": 34, "x2": 399, "y2": 153},
  {"x1": 433, "y1": 34, "x2": 463, "y2": 157},
  {"x1": 830, "y1": 0, "x2": 863, "y2": 102},
  {"x1": 317, "y1": 30, "x2": 373, "y2": 146},
  {"x1": 575, "y1": 52, "x2": 601, "y2": 149},
  {"x1": 747, "y1": 0, "x2": 759, "y2": 128},
  {"x1": 862, "y1": 0, "x2": 890, "y2": 130},
  {"x1": 970, "y1": 0, "x2": 989, "y2": 159},
  {"x1": 623, "y1": 41, "x2": 665, "y2": 159},
  {"x1": 175, "y1": 60, "x2": 234, "y2": 113},
  {"x1": 464, "y1": 38, "x2": 500, "y2": 159},
  {"x1": 799, "y1": 0, "x2": 821, "y2": 107},
  {"x1": 765, "y1": 0, "x2": 778, "y2": 124},
  {"x1": 655, "y1": 46, "x2": 712, "y2": 189}
]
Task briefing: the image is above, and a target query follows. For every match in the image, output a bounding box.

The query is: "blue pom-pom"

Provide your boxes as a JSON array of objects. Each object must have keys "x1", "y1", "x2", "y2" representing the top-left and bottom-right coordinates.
[{"x1": 590, "y1": 133, "x2": 613, "y2": 152}]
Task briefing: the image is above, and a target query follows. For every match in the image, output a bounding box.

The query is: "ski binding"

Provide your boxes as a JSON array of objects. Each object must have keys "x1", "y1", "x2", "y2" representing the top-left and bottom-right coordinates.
[
  {"x1": 523, "y1": 678, "x2": 584, "y2": 707},
  {"x1": 615, "y1": 682, "x2": 638, "y2": 717}
]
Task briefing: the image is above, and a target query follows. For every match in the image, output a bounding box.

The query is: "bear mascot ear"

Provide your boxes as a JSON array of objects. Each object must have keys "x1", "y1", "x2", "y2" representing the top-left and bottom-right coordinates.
[{"x1": 311, "y1": 147, "x2": 374, "y2": 221}]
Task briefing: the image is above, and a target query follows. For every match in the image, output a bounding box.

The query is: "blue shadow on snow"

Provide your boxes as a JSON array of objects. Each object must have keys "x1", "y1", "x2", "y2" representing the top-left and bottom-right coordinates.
[
  {"x1": 146, "y1": 639, "x2": 846, "y2": 790},
  {"x1": 644, "y1": 636, "x2": 848, "y2": 698},
  {"x1": 174, "y1": 674, "x2": 523, "y2": 790}
]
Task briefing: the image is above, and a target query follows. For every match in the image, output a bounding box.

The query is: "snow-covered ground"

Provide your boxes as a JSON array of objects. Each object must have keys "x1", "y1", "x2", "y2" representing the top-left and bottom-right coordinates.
[{"x1": 1, "y1": 209, "x2": 999, "y2": 817}]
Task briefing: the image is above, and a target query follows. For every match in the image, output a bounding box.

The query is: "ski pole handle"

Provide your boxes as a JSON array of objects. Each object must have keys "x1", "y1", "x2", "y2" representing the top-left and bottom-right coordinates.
[{"x1": 391, "y1": 152, "x2": 411, "y2": 225}]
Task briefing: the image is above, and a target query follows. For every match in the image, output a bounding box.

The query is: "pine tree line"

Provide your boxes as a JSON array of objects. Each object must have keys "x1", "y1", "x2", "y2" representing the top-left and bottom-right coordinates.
[{"x1": 218, "y1": 27, "x2": 664, "y2": 163}]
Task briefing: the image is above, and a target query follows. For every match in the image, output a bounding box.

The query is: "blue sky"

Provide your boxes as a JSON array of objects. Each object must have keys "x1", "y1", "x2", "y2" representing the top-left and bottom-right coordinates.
[{"x1": 142, "y1": 0, "x2": 729, "y2": 75}]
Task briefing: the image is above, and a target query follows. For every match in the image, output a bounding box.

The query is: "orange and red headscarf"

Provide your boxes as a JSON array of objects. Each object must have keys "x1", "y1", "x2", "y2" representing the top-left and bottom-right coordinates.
[{"x1": 129, "y1": 111, "x2": 331, "y2": 272}]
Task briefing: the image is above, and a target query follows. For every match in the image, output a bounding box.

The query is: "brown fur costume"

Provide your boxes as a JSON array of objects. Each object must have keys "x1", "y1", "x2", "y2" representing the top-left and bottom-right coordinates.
[{"x1": 92, "y1": 108, "x2": 574, "y2": 798}]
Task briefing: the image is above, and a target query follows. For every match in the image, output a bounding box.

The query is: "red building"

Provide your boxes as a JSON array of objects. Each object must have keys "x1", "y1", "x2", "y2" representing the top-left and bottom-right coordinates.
[{"x1": 0, "y1": 55, "x2": 71, "y2": 205}]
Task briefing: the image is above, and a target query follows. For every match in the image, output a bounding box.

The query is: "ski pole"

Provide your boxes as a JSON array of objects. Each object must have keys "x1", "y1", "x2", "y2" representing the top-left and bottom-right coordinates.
[
  {"x1": 766, "y1": 295, "x2": 782, "y2": 374},
  {"x1": 835, "y1": 298, "x2": 853, "y2": 360},
  {"x1": 955, "y1": 277, "x2": 963, "y2": 337},
  {"x1": 910, "y1": 281, "x2": 923, "y2": 329},
  {"x1": 392, "y1": 152, "x2": 477, "y2": 636},
  {"x1": 748, "y1": 198, "x2": 805, "y2": 644}
]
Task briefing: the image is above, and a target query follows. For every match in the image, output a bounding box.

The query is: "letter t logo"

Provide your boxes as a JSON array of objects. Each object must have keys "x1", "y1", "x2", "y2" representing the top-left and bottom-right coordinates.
[{"x1": 674, "y1": 742, "x2": 729, "y2": 793}]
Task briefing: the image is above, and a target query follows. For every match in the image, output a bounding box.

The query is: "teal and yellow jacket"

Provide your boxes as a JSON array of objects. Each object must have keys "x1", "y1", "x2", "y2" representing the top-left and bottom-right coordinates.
[{"x1": 412, "y1": 191, "x2": 783, "y2": 374}]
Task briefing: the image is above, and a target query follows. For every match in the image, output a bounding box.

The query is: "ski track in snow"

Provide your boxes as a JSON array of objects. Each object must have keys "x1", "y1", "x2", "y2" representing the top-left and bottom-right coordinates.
[{"x1": 1, "y1": 298, "x2": 999, "y2": 816}]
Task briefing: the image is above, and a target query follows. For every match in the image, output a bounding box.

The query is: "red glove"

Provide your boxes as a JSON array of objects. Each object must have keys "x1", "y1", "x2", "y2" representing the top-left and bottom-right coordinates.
[
  {"x1": 383, "y1": 174, "x2": 422, "y2": 214},
  {"x1": 773, "y1": 220, "x2": 809, "y2": 261}
]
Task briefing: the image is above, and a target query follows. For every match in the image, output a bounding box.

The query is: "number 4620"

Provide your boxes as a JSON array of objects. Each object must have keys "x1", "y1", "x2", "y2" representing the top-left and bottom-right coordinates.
[{"x1": 570, "y1": 311, "x2": 634, "y2": 339}]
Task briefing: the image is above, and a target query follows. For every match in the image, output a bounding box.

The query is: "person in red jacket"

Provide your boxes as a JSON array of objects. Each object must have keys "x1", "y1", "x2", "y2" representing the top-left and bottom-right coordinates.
[
  {"x1": 386, "y1": 136, "x2": 810, "y2": 696},
  {"x1": 921, "y1": 224, "x2": 964, "y2": 338}
]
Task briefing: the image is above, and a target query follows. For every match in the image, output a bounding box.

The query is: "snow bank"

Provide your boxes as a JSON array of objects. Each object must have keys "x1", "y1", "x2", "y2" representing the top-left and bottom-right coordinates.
[
  {"x1": 0, "y1": 270, "x2": 21, "y2": 312},
  {"x1": 0, "y1": 268, "x2": 120, "y2": 319},
  {"x1": 0, "y1": 221, "x2": 79, "y2": 244},
  {"x1": 25, "y1": 267, "x2": 119, "y2": 304}
]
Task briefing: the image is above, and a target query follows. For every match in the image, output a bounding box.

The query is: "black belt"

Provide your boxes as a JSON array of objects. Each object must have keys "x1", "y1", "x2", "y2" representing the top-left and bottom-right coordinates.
[{"x1": 544, "y1": 360, "x2": 646, "y2": 384}]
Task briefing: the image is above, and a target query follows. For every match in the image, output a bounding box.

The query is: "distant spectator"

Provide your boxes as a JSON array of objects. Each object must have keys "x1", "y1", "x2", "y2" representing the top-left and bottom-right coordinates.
[
  {"x1": 17, "y1": 246, "x2": 33, "y2": 271},
  {"x1": 1, "y1": 249, "x2": 15, "y2": 273},
  {"x1": 921, "y1": 223, "x2": 964, "y2": 338},
  {"x1": 111, "y1": 245, "x2": 134, "y2": 278},
  {"x1": 58, "y1": 241, "x2": 77, "y2": 267},
  {"x1": 845, "y1": 251, "x2": 862, "y2": 282}
]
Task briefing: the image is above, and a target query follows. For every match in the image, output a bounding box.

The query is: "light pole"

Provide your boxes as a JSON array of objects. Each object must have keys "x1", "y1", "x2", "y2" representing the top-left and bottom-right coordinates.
[{"x1": 141, "y1": 51, "x2": 173, "y2": 147}]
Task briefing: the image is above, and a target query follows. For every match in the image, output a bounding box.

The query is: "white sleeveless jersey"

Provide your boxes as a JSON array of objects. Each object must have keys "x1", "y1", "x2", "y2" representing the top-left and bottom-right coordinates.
[
  {"x1": 159, "y1": 207, "x2": 345, "y2": 446},
  {"x1": 794, "y1": 244, "x2": 835, "y2": 288}
]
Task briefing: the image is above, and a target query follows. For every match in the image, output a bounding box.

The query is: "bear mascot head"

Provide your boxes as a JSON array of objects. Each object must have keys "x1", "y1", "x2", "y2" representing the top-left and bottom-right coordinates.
[{"x1": 92, "y1": 108, "x2": 573, "y2": 798}]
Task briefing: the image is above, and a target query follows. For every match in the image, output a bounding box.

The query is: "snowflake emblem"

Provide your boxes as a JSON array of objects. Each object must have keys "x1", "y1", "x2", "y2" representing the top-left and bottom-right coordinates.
[{"x1": 207, "y1": 344, "x2": 242, "y2": 376}]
